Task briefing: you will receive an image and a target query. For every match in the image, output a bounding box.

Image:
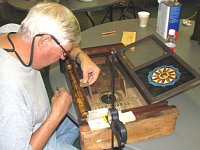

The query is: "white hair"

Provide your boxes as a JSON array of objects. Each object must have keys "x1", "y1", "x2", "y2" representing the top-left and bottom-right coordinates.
[{"x1": 19, "y1": 2, "x2": 81, "y2": 45}]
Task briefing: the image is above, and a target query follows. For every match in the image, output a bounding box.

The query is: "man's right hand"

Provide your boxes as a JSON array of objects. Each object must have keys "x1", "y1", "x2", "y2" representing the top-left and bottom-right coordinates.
[
  {"x1": 30, "y1": 88, "x2": 72, "y2": 149},
  {"x1": 51, "y1": 88, "x2": 72, "y2": 121}
]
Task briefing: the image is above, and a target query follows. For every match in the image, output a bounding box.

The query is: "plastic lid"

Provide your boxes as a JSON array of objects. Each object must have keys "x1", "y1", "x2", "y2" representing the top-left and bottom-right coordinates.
[{"x1": 168, "y1": 29, "x2": 175, "y2": 35}]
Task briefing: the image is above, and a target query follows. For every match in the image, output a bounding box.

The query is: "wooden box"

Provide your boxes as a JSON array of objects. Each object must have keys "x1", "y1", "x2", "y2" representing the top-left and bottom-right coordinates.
[{"x1": 60, "y1": 35, "x2": 200, "y2": 149}]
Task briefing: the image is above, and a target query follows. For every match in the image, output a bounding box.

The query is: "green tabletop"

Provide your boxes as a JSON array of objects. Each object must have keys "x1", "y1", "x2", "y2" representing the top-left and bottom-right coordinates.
[
  {"x1": 7, "y1": 0, "x2": 118, "y2": 12},
  {"x1": 50, "y1": 18, "x2": 200, "y2": 150}
]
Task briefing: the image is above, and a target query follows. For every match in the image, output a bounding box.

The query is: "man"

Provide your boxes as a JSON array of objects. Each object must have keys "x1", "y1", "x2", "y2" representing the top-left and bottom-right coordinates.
[{"x1": 0, "y1": 2, "x2": 100, "y2": 150}]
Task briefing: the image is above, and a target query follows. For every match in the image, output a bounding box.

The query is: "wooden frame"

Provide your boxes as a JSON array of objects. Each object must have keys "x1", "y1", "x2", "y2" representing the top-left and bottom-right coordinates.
[{"x1": 116, "y1": 35, "x2": 200, "y2": 103}]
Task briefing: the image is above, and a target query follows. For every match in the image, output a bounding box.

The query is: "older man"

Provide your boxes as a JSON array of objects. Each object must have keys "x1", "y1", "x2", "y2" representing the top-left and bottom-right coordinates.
[{"x1": 0, "y1": 2, "x2": 100, "y2": 150}]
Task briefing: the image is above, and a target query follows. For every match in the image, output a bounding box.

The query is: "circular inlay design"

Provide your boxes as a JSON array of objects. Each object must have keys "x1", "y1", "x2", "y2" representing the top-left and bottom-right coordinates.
[{"x1": 148, "y1": 65, "x2": 181, "y2": 87}]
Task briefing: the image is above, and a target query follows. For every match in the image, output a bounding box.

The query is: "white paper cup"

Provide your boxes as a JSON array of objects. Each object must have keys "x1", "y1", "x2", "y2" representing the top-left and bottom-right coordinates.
[{"x1": 138, "y1": 11, "x2": 150, "y2": 27}]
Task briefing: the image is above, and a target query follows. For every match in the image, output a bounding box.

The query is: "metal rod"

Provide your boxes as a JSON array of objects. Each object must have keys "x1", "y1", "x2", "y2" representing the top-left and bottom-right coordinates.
[{"x1": 111, "y1": 50, "x2": 116, "y2": 109}]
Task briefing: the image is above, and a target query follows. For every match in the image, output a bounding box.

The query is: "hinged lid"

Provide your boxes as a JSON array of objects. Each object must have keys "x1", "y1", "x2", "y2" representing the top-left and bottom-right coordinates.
[{"x1": 115, "y1": 34, "x2": 200, "y2": 103}]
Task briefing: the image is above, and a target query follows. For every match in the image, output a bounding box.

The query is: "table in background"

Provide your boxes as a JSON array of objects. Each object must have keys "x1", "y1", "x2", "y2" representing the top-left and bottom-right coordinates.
[
  {"x1": 7, "y1": 0, "x2": 37, "y2": 11},
  {"x1": 7, "y1": 0, "x2": 116, "y2": 11},
  {"x1": 7, "y1": 0, "x2": 118, "y2": 26},
  {"x1": 60, "y1": 0, "x2": 118, "y2": 26},
  {"x1": 50, "y1": 18, "x2": 200, "y2": 150}
]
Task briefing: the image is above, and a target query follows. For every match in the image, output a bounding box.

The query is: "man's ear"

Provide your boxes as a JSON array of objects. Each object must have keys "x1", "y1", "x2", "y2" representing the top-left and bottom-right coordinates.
[{"x1": 38, "y1": 34, "x2": 53, "y2": 49}]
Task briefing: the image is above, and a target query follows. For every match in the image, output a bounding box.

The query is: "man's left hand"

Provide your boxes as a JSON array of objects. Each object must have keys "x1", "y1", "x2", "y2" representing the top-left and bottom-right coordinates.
[{"x1": 79, "y1": 53, "x2": 100, "y2": 85}]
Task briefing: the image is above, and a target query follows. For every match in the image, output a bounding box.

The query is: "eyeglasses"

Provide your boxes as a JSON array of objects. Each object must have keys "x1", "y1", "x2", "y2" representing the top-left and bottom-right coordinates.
[
  {"x1": 35, "y1": 34, "x2": 71, "y2": 56},
  {"x1": 50, "y1": 35, "x2": 71, "y2": 56}
]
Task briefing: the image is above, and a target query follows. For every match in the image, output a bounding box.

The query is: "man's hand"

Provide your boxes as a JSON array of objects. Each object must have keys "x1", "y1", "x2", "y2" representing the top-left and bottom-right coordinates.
[
  {"x1": 30, "y1": 88, "x2": 72, "y2": 150},
  {"x1": 70, "y1": 46, "x2": 101, "y2": 86},
  {"x1": 51, "y1": 88, "x2": 72, "y2": 121},
  {"x1": 78, "y1": 52, "x2": 100, "y2": 85}
]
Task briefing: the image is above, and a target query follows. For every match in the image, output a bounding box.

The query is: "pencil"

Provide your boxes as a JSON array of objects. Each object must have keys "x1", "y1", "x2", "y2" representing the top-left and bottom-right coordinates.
[{"x1": 101, "y1": 31, "x2": 116, "y2": 37}]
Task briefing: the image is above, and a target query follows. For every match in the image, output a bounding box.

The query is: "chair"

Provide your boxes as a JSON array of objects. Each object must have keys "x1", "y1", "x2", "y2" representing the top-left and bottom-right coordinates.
[
  {"x1": 116, "y1": 0, "x2": 147, "y2": 20},
  {"x1": 118, "y1": 0, "x2": 137, "y2": 20},
  {"x1": 85, "y1": 6, "x2": 114, "y2": 27},
  {"x1": 101, "y1": 6, "x2": 114, "y2": 24}
]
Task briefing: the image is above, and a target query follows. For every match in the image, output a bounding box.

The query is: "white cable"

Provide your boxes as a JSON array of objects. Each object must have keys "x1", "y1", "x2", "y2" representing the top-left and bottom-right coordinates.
[{"x1": 182, "y1": 8, "x2": 198, "y2": 26}]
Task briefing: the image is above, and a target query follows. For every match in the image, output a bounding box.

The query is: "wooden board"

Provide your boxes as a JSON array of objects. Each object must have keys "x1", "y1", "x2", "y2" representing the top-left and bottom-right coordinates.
[{"x1": 80, "y1": 101, "x2": 179, "y2": 150}]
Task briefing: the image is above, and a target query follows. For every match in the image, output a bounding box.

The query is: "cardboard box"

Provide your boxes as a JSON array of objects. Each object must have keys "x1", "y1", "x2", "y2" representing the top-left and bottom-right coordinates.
[{"x1": 156, "y1": 1, "x2": 182, "y2": 39}]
